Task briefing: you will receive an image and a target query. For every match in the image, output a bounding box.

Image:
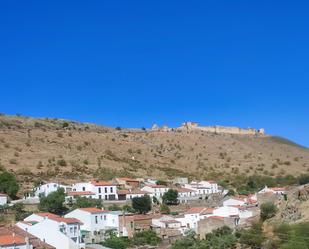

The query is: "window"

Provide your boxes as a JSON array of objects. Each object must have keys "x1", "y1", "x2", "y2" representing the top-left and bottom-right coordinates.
[
  {"x1": 105, "y1": 195, "x2": 108, "y2": 200},
  {"x1": 100, "y1": 215, "x2": 102, "y2": 220},
  {"x1": 110, "y1": 187, "x2": 113, "y2": 193},
  {"x1": 99, "y1": 195, "x2": 102, "y2": 199},
  {"x1": 95, "y1": 216, "x2": 98, "y2": 224},
  {"x1": 98, "y1": 187, "x2": 101, "y2": 193},
  {"x1": 105, "y1": 187, "x2": 107, "y2": 193},
  {"x1": 82, "y1": 187, "x2": 85, "y2": 191},
  {"x1": 104, "y1": 215, "x2": 107, "y2": 221},
  {"x1": 70, "y1": 227, "x2": 73, "y2": 233}
]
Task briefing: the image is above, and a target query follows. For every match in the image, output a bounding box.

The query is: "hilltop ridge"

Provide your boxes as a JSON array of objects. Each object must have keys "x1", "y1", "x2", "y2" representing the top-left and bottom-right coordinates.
[{"x1": 0, "y1": 114, "x2": 308, "y2": 192}]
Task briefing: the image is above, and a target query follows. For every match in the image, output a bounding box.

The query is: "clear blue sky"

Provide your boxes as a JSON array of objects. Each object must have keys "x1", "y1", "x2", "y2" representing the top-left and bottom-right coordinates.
[{"x1": 1, "y1": 1, "x2": 308, "y2": 147}]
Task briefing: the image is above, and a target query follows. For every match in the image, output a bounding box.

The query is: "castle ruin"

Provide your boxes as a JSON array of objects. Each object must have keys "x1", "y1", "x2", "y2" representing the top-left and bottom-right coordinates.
[{"x1": 151, "y1": 122, "x2": 265, "y2": 136}]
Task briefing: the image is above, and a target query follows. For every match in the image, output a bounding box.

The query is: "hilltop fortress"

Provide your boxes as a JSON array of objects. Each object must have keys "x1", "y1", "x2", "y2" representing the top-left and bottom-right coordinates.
[{"x1": 152, "y1": 121, "x2": 265, "y2": 136}]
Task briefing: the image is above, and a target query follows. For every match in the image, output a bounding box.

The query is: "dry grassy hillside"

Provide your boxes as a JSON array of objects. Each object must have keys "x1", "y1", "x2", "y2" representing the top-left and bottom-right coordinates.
[{"x1": 0, "y1": 115, "x2": 308, "y2": 192}]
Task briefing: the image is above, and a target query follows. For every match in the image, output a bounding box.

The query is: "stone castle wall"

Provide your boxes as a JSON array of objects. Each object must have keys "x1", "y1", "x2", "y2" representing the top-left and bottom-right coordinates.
[{"x1": 151, "y1": 122, "x2": 265, "y2": 136}]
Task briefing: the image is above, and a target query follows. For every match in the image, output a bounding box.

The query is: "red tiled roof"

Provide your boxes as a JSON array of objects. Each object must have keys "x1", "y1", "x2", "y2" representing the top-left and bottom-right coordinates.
[
  {"x1": 176, "y1": 188, "x2": 196, "y2": 193},
  {"x1": 146, "y1": 184, "x2": 168, "y2": 188},
  {"x1": 0, "y1": 234, "x2": 25, "y2": 246},
  {"x1": 208, "y1": 216, "x2": 224, "y2": 221},
  {"x1": 91, "y1": 180, "x2": 116, "y2": 186},
  {"x1": 79, "y1": 208, "x2": 107, "y2": 214},
  {"x1": 36, "y1": 212, "x2": 82, "y2": 224},
  {"x1": 67, "y1": 191, "x2": 95, "y2": 196}
]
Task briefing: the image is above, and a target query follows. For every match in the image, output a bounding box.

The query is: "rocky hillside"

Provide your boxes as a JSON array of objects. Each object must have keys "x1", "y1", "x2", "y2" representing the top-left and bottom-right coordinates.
[{"x1": 0, "y1": 115, "x2": 308, "y2": 192}]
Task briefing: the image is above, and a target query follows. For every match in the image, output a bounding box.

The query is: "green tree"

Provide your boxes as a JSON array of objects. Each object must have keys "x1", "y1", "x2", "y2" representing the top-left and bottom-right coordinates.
[
  {"x1": 132, "y1": 230, "x2": 161, "y2": 246},
  {"x1": 239, "y1": 222, "x2": 266, "y2": 248},
  {"x1": 101, "y1": 235, "x2": 130, "y2": 249},
  {"x1": 72, "y1": 197, "x2": 102, "y2": 209},
  {"x1": 12, "y1": 203, "x2": 31, "y2": 221},
  {"x1": 0, "y1": 171, "x2": 19, "y2": 198},
  {"x1": 162, "y1": 189, "x2": 179, "y2": 205},
  {"x1": 132, "y1": 195, "x2": 151, "y2": 214},
  {"x1": 39, "y1": 188, "x2": 67, "y2": 215},
  {"x1": 260, "y1": 202, "x2": 277, "y2": 221}
]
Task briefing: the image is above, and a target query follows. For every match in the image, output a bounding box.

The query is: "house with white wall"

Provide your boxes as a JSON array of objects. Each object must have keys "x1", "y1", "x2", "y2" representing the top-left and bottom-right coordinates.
[
  {"x1": 117, "y1": 189, "x2": 151, "y2": 201},
  {"x1": 71, "y1": 181, "x2": 117, "y2": 200},
  {"x1": 223, "y1": 195, "x2": 258, "y2": 207},
  {"x1": 0, "y1": 193, "x2": 8, "y2": 206},
  {"x1": 183, "y1": 207, "x2": 214, "y2": 231},
  {"x1": 258, "y1": 186, "x2": 286, "y2": 195},
  {"x1": 185, "y1": 181, "x2": 220, "y2": 196},
  {"x1": 141, "y1": 185, "x2": 169, "y2": 200},
  {"x1": 25, "y1": 183, "x2": 71, "y2": 199},
  {"x1": 17, "y1": 213, "x2": 85, "y2": 249}
]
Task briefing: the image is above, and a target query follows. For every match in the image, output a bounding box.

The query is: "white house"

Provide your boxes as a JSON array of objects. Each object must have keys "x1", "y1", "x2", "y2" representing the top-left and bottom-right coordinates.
[
  {"x1": 223, "y1": 195, "x2": 258, "y2": 207},
  {"x1": 17, "y1": 212, "x2": 85, "y2": 249},
  {"x1": 0, "y1": 193, "x2": 8, "y2": 206},
  {"x1": 212, "y1": 206, "x2": 253, "y2": 220},
  {"x1": 26, "y1": 183, "x2": 71, "y2": 199},
  {"x1": 183, "y1": 207, "x2": 214, "y2": 231},
  {"x1": 72, "y1": 181, "x2": 117, "y2": 200},
  {"x1": 0, "y1": 234, "x2": 30, "y2": 249},
  {"x1": 117, "y1": 189, "x2": 151, "y2": 201},
  {"x1": 64, "y1": 208, "x2": 109, "y2": 243},
  {"x1": 258, "y1": 186, "x2": 286, "y2": 195},
  {"x1": 152, "y1": 215, "x2": 182, "y2": 230},
  {"x1": 141, "y1": 185, "x2": 169, "y2": 200},
  {"x1": 184, "y1": 180, "x2": 220, "y2": 196}
]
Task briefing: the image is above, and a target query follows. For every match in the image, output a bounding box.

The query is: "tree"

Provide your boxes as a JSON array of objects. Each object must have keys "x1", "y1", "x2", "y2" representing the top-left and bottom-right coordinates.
[
  {"x1": 12, "y1": 203, "x2": 31, "y2": 221},
  {"x1": 132, "y1": 195, "x2": 151, "y2": 214},
  {"x1": 0, "y1": 171, "x2": 19, "y2": 198},
  {"x1": 72, "y1": 197, "x2": 102, "y2": 209},
  {"x1": 39, "y1": 188, "x2": 67, "y2": 215},
  {"x1": 238, "y1": 221, "x2": 266, "y2": 248},
  {"x1": 132, "y1": 230, "x2": 161, "y2": 246},
  {"x1": 260, "y1": 202, "x2": 277, "y2": 221},
  {"x1": 298, "y1": 174, "x2": 309, "y2": 185},
  {"x1": 162, "y1": 189, "x2": 179, "y2": 205}
]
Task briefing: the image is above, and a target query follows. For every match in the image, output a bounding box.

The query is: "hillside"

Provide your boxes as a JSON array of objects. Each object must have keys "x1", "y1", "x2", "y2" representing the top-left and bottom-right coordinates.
[{"x1": 0, "y1": 114, "x2": 308, "y2": 193}]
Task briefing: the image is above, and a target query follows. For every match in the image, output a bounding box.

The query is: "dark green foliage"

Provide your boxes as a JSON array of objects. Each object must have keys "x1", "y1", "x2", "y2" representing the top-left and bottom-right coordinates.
[
  {"x1": 12, "y1": 203, "x2": 31, "y2": 221},
  {"x1": 297, "y1": 174, "x2": 309, "y2": 185},
  {"x1": 274, "y1": 222, "x2": 309, "y2": 249},
  {"x1": 156, "y1": 180, "x2": 168, "y2": 186},
  {"x1": 108, "y1": 204, "x2": 122, "y2": 211},
  {"x1": 260, "y1": 202, "x2": 277, "y2": 221},
  {"x1": 101, "y1": 236, "x2": 130, "y2": 249},
  {"x1": 71, "y1": 197, "x2": 102, "y2": 209},
  {"x1": 160, "y1": 203, "x2": 170, "y2": 214},
  {"x1": 39, "y1": 188, "x2": 67, "y2": 215},
  {"x1": 132, "y1": 195, "x2": 151, "y2": 214},
  {"x1": 162, "y1": 189, "x2": 179, "y2": 205},
  {"x1": 238, "y1": 222, "x2": 265, "y2": 248},
  {"x1": 132, "y1": 230, "x2": 161, "y2": 246},
  {"x1": 0, "y1": 171, "x2": 19, "y2": 198},
  {"x1": 171, "y1": 226, "x2": 237, "y2": 249}
]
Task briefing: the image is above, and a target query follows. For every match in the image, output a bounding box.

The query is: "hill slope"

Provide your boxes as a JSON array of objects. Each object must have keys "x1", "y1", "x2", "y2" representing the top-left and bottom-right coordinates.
[{"x1": 0, "y1": 115, "x2": 308, "y2": 191}]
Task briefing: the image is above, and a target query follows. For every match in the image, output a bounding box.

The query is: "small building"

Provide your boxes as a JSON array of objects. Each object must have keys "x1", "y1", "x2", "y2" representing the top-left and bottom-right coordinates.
[
  {"x1": 172, "y1": 177, "x2": 189, "y2": 185},
  {"x1": 25, "y1": 183, "x2": 71, "y2": 199},
  {"x1": 258, "y1": 186, "x2": 286, "y2": 195},
  {"x1": 141, "y1": 185, "x2": 169, "y2": 200},
  {"x1": 117, "y1": 189, "x2": 151, "y2": 201},
  {"x1": 0, "y1": 193, "x2": 8, "y2": 206},
  {"x1": 113, "y1": 178, "x2": 141, "y2": 189},
  {"x1": 183, "y1": 207, "x2": 214, "y2": 231}
]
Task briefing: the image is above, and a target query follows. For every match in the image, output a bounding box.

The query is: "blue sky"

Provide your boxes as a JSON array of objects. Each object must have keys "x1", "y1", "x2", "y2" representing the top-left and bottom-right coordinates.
[{"x1": 0, "y1": 1, "x2": 308, "y2": 147}]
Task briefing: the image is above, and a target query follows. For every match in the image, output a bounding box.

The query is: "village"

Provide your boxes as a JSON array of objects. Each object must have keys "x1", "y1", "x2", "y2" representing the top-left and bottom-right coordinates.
[{"x1": 0, "y1": 175, "x2": 288, "y2": 249}]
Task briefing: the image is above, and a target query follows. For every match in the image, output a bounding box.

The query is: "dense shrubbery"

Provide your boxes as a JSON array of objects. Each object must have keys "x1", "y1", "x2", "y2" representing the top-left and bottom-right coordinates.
[
  {"x1": 39, "y1": 188, "x2": 67, "y2": 215},
  {"x1": 171, "y1": 226, "x2": 237, "y2": 249},
  {"x1": 101, "y1": 230, "x2": 161, "y2": 249},
  {"x1": 260, "y1": 202, "x2": 278, "y2": 221},
  {"x1": 132, "y1": 195, "x2": 152, "y2": 214},
  {"x1": 0, "y1": 170, "x2": 19, "y2": 198},
  {"x1": 162, "y1": 189, "x2": 179, "y2": 205}
]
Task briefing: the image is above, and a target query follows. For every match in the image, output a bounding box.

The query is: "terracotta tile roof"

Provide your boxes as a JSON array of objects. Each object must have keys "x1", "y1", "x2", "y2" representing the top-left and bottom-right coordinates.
[
  {"x1": 176, "y1": 188, "x2": 196, "y2": 193},
  {"x1": 78, "y1": 208, "x2": 107, "y2": 214},
  {"x1": 36, "y1": 212, "x2": 82, "y2": 224},
  {"x1": 91, "y1": 180, "x2": 116, "y2": 186},
  {"x1": 0, "y1": 234, "x2": 25, "y2": 246},
  {"x1": 67, "y1": 191, "x2": 95, "y2": 196},
  {"x1": 185, "y1": 207, "x2": 212, "y2": 214},
  {"x1": 35, "y1": 213, "x2": 60, "y2": 219},
  {"x1": 146, "y1": 184, "x2": 168, "y2": 188},
  {"x1": 0, "y1": 226, "x2": 55, "y2": 249},
  {"x1": 208, "y1": 216, "x2": 224, "y2": 220}
]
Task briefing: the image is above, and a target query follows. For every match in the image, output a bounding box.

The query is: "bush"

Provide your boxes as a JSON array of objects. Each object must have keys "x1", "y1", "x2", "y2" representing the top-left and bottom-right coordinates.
[
  {"x1": 132, "y1": 230, "x2": 161, "y2": 246},
  {"x1": 72, "y1": 197, "x2": 102, "y2": 209},
  {"x1": 39, "y1": 188, "x2": 67, "y2": 215},
  {"x1": 238, "y1": 222, "x2": 266, "y2": 248},
  {"x1": 260, "y1": 202, "x2": 277, "y2": 221},
  {"x1": 0, "y1": 171, "x2": 19, "y2": 198},
  {"x1": 162, "y1": 189, "x2": 179, "y2": 205},
  {"x1": 132, "y1": 195, "x2": 151, "y2": 214}
]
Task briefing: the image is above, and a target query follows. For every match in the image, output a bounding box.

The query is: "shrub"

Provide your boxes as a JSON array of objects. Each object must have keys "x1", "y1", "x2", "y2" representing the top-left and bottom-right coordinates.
[
  {"x1": 132, "y1": 195, "x2": 151, "y2": 214},
  {"x1": 0, "y1": 171, "x2": 19, "y2": 198},
  {"x1": 260, "y1": 202, "x2": 277, "y2": 221},
  {"x1": 39, "y1": 188, "x2": 67, "y2": 215}
]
